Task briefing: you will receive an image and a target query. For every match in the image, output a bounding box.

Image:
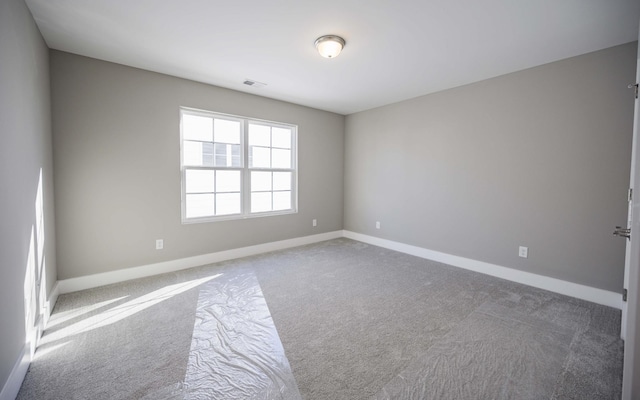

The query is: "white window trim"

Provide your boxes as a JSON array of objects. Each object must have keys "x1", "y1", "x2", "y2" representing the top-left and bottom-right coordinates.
[{"x1": 180, "y1": 107, "x2": 298, "y2": 224}]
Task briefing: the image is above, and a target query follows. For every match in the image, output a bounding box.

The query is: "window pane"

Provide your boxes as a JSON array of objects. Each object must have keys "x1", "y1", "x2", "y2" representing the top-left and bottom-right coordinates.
[
  {"x1": 184, "y1": 141, "x2": 202, "y2": 166},
  {"x1": 272, "y1": 148, "x2": 291, "y2": 169},
  {"x1": 214, "y1": 119, "x2": 241, "y2": 144},
  {"x1": 214, "y1": 143, "x2": 240, "y2": 167},
  {"x1": 202, "y1": 142, "x2": 214, "y2": 166},
  {"x1": 230, "y1": 144, "x2": 241, "y2": 167},
  {"x1": 216, "y1": 193, "x2": 241, "y2": 215},
  {"x1": 249, "y1": 124, "x2": 270, "y2": 146},
  {"x1": 272, "y1": 172, "x2": 291, "y2": 191},
  {"x1": 184, "y1": 141, "x2": 214, "y2": 166},
  {"x1": 273, "y1": 191, "x2": 292, "y2": 211},
  {"x1": 216, "y1": 170, "x2": 241, "y2": 193},
  {"x1": 213, "y1": 144, "x2": 241, "y2": 167},
  {"x1": 251, "y1": 171, "x2": 272, "y2": 192},
  {"x1": 272, "y1": 127, "x2": 291, "y2": 149},
  {"x1": 185, "y1": 170, "x2": 214, "y2": 193},
  {"x1": 250, "y1": 146, "x2": 271, "y2": 168},
  {"x1": 183, "y1": 114, "x2": 213, "y2": 142},
  {"x1": 186, "y1": 194, "x2": 215, "y2": 218},
  {"x1": 214, "y1": 143, "x2": 226, "y2": 167},
  {"x1": 251, "y1": 192, "x2": 272, "y2": 213}
]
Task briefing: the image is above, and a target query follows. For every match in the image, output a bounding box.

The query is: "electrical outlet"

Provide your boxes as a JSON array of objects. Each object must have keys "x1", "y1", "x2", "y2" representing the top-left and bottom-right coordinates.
[
  {"x1": 518, "y1": 246, "x2": 528, "y2": 258},
  {"x1": 376, "y1": 221, "x2": 381, "y2": 229},
  {"x1": 156, "y1": 239, "x2": 164, "y2": 250},
  {"x1": 312, "y1": 219, "x2": 317, "y2": 227}
]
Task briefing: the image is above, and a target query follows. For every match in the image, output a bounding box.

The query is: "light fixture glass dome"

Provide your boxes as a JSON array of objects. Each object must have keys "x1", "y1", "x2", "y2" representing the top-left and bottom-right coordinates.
[{"x1": 315, "y1": 35, "x2": 345, "y2": 58}]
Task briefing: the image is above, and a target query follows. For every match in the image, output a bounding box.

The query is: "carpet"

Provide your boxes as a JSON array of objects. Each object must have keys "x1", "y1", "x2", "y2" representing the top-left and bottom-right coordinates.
[{"x1": 17, "y1": 238, "x2": 623, "y2": 399}]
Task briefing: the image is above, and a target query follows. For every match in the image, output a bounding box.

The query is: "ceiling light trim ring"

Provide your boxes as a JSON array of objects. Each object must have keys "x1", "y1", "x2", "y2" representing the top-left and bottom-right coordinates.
[{"x1": 315, "y1": 35, "x2": 346, "y2": 58}]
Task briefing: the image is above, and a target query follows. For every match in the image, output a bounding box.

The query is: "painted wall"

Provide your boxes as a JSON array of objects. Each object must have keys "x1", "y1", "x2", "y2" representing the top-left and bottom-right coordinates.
[
  {"x1": 0, "y1": 0, "x2": 57, "y2": 392},
  {"x1": 50, "y1": 51, "x2": 344, "y2": 280},
  {"x1": 344, "y1": 42, "x2": 637, "y2": 293}
]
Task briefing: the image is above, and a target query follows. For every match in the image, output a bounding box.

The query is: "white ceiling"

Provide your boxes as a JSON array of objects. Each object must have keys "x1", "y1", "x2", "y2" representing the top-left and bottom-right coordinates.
[{"x1": 25, "y1": 0, "x2": 640, "y2": 115}]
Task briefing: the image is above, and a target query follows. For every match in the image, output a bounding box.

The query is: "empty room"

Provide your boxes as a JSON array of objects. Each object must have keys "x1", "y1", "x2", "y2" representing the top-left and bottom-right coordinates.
[{"x1": 3, "y1": 0, "x2": 640, "y2": 399}]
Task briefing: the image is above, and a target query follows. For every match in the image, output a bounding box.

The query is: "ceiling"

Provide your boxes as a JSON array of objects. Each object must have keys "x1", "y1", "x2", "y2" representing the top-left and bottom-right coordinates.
[{"x1": 25, "y1": 0, "x2": 640, "y2": 115}]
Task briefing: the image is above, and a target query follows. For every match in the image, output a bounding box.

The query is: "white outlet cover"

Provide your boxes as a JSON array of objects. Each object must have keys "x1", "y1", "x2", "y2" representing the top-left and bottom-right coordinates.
[
  {"x1": 376, "y1": 221, "x2": 381, "y2": 229},
  {"x1": 156, "y1": 239, "x2": 164, "y2": 250},
  {"x1": 518, "y1": 246, "x2": 528, "y2": 258}
]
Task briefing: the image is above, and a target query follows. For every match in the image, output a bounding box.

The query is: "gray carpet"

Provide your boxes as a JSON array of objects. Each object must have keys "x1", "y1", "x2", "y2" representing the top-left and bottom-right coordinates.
[{"x1": 17, "y1": 238, "x2": 623, "y2": 399}]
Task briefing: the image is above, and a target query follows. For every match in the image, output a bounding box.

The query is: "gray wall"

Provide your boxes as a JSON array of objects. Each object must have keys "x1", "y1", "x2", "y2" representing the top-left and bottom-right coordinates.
[
  {"x1": 50, "y1": 51, "x2": 344, "y2": 280},
  {"x1": 345, "y1": 42, "x2": 637, "y2": 293},
  {"x1": 0, "y1": 0, "x2": 57, "y2": 391}
]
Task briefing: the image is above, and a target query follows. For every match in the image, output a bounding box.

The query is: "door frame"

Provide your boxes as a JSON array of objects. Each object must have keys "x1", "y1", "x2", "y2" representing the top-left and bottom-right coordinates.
[{"x1": 622, "y1": 28, "x2": 640, "y2": 400}]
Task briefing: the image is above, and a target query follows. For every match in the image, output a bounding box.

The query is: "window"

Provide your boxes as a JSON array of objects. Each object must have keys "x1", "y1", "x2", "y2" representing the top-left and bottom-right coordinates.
[{"x1": 180, "y1": 108, "x2": 297, "y2": 222}]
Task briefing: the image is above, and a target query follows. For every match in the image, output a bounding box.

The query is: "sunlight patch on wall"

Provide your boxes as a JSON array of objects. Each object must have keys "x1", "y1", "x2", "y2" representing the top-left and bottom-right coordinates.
[
  {"x1": 23, "y1": 226, "x2": 37, "y2": 358},
  {"x1": 23, "y1": 168, "x2": 47, "y2": 358}
]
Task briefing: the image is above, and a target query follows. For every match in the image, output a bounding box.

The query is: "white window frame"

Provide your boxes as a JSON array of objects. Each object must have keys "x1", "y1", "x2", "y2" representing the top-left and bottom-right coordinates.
[{"x1": 180, "y1": 107, "x2": 298, "y2": 223}]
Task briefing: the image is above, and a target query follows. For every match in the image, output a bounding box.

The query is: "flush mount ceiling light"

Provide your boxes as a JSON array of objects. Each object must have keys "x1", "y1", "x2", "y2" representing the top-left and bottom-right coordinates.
[{"x1": 315, "y1": 35, "x2": 346, "y2": 58}]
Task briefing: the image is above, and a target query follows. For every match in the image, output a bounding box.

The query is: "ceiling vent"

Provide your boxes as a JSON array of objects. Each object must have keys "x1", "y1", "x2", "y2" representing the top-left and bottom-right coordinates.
[{"x1": 243, "y1": 79, "x2": 267, "y2": 88}]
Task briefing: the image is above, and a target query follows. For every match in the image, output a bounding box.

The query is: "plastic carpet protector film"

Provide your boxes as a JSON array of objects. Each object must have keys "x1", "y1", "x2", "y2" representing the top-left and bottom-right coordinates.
[{"x1": 145, "y1": 270, "x2": 302, "y2": 399}]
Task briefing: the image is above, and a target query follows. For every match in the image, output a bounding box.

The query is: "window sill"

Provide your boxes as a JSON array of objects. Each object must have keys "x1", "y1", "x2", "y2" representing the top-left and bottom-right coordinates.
[{"x1": 181, "y1": 209, "x2": 298, "y2": 224}]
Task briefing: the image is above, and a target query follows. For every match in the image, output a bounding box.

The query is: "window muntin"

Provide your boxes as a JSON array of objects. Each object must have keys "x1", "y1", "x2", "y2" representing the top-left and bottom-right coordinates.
[{"x1": 180, "y1": 108, "x2": 297, "y2": 222}]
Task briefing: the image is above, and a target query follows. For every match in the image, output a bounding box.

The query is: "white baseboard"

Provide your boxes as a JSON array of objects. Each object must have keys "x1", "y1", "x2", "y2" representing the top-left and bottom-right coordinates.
[
  {"x1": 58, "y1": 231, "x2": 343, "y2": 294},
  {"x1": 55, "y1": 229, "x2": 622, "y2": 309},
  {"x1": 0, "y1": 344, "x2": 30, "y2": 400},
  {"x1": 343, "y1": 230, "x2": 622, "y2": 310}
]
